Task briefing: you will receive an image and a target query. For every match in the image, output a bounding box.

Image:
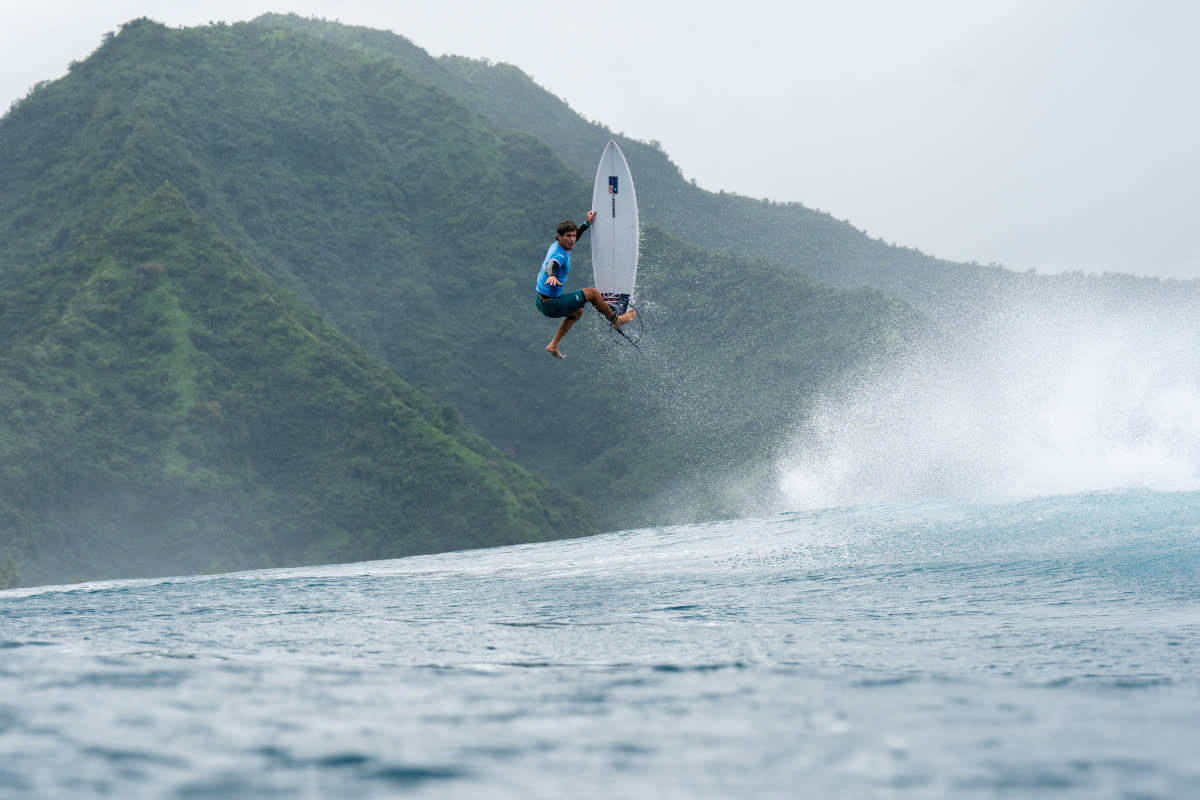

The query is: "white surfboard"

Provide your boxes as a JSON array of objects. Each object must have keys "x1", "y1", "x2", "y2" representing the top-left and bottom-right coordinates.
[{"x1": 590, "y1": 139, "x2": 639, "y2": 317}]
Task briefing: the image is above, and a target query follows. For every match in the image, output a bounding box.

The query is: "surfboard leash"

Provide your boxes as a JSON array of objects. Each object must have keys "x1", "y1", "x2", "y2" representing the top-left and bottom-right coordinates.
[{"x1": 597, "y1": 305, "x2": 642, "y2": 350}]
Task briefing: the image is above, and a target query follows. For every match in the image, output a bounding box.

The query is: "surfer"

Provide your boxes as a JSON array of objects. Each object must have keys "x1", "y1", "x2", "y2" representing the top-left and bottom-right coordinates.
[{"x1": 536, "y1": 211, "x2": 636, "y2": 358}]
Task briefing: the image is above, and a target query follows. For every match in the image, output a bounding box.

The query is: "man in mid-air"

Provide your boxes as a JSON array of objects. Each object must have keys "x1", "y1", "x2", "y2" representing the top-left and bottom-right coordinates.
[{"x1": 535, "y1": 210, "x2": 636, "y2": 358}]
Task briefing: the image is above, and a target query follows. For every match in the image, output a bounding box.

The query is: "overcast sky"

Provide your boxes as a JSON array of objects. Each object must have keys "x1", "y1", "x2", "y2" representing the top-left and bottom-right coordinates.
[{"x1": 4, "y1": 1, "x2": 1198, "y2": 278}]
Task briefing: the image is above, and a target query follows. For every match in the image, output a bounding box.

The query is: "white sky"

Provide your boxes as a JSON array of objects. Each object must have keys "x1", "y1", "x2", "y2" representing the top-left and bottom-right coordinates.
[{"x1": 4, "y1": 0, "x2": 1198, "y2": 278}]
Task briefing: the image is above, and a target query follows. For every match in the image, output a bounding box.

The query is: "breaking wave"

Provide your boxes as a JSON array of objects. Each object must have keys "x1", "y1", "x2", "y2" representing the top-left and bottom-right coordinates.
[{"x1": 778, "y1": 278, "x2": 1200, "y2": 508}]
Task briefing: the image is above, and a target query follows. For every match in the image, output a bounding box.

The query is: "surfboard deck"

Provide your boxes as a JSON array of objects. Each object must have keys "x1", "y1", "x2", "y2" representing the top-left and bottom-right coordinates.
[{"x1": 591, "y1": 140, "x2": 639, "y2": 317}]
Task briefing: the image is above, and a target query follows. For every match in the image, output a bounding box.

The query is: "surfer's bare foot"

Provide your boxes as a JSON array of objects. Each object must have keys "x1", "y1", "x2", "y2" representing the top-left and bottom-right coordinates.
[
  {"x1": 613, "y1": 309, "x2": 636, "y2": 328},
  {"x1": 546, "y1": 343, "x2": 564, "y2": 359}
]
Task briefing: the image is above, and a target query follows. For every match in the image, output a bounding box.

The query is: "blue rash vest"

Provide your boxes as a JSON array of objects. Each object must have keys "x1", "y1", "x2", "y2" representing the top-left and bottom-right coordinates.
[{"x1": 536, "y1": 241, "x2": 572, "y2": 297}]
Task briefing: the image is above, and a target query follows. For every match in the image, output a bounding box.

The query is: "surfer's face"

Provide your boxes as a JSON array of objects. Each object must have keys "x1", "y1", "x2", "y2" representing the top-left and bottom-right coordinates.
[{"x1": 557, "y1": 230, "x2": 578, "y2": 250}]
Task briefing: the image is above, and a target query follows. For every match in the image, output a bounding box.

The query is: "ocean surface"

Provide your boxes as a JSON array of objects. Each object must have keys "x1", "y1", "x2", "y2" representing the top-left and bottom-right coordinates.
[{"x1": 2, "y1": 489, "x2": 1199, "y2": 798}]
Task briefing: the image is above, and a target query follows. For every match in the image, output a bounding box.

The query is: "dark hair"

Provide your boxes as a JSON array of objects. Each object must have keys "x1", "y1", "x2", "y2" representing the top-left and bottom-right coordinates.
[{"x1": 556, "y1": 220, "x2": 578, "y2": 237}]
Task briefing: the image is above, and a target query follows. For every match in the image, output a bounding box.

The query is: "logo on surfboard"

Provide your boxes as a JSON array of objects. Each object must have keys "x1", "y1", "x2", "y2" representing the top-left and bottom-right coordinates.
[
  {"x1": 608, "y1": 176, "x2": 619, "y2": 194},
  {"x1": 602, "y1": 292, "x2": 630, "y2": 316}
]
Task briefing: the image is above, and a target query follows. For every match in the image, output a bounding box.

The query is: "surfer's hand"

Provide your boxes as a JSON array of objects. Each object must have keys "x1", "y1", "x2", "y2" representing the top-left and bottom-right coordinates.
[
  {"x1": 546, "y1": 275, "x2": 561, "y2": 287},
  {"x1": 585, "y1": 210, "x2": 597, "y2": 224}
]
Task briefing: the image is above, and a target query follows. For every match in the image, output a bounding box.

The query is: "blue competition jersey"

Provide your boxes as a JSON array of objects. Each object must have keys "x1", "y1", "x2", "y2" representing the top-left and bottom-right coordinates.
[{"x1": 536, "y1": 242, "x2": 572, "y2": 297}]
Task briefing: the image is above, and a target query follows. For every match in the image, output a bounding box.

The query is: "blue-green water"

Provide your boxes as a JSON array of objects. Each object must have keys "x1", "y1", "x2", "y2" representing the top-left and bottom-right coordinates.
[{"x1": 2, "y1": 490, "x2": 1198, "y2": 798}]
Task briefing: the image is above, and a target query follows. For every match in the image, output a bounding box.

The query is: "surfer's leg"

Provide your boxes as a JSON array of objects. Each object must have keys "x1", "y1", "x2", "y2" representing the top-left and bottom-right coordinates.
[
  {"x1": 547, "y1": 311, "x2": 583, "y2": 357},
  {"x1": 542, "y1": 291, "x2": 586, "y2": 358},
  {"x1": 546, "y1": 309, "x2": 584, "y2": 358},
  {"x1": 582, "y1": 288, "x2": 636, "y2": 328}
]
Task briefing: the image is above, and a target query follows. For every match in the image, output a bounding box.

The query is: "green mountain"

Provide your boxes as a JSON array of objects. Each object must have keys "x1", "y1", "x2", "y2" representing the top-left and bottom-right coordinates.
[
  {"x1": 0, "y1": 185, "x2": 594, "y2": 587},
  {"x1": 0, "y1": 17, "x2": 918, "y2": 585},
  {"x1": 260, "y1": 13, "x2": 1200, "y2": 320},
  {"x1": 250, "y1": 14, "x2": 993, "y2": 306}
]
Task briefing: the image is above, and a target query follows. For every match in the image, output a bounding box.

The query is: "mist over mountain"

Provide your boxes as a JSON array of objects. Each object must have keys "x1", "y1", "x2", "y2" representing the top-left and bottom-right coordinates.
[
  {"x1": 2, "y1": 15, "x2": 1196, "y2": 587},
  {"x1": 261, "y1": 15, "x2": 1200, "y2": 321}
]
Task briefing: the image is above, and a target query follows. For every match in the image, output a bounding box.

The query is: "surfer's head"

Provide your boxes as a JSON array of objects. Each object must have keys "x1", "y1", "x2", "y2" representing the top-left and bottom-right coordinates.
[{"x1": 556, "y1": 220, "x2": 580, "y2": 249}]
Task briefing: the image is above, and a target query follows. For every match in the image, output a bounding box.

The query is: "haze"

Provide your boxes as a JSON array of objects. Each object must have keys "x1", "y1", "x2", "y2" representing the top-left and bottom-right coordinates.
[{"x1": 4, "y1": 0, "x2": 1197, "y2": 278}]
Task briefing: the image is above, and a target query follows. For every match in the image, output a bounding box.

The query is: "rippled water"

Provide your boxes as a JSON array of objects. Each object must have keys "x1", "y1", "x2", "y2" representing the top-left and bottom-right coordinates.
[{"x1": 2, "y1": 490, "x2": 1199, "y2": 798}]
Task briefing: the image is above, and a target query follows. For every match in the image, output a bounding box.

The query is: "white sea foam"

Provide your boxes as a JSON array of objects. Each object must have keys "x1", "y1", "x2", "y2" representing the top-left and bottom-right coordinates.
[{"x1": 778, "y1": 280, "x2": 1200, "y2": 508}]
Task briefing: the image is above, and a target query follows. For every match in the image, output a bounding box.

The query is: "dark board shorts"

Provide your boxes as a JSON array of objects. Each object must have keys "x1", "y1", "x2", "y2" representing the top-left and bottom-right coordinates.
[{"x1": 536, "y1": 290, "x2": 587, "y2": 318}]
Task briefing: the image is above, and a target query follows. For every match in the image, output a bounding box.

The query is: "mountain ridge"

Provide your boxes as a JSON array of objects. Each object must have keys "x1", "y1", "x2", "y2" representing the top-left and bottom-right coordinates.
[{"x1": 256, "y1": 13, "x2": 1200, "y2": 320}]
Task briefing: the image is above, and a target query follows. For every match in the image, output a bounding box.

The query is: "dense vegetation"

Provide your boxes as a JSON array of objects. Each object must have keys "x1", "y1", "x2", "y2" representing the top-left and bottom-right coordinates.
[
  {"x1": 14, "y1": 15, "x2": 1151, "y2": 587},
  {"x1": 0, "y1": 185, "x2": 594, "y2": 586}
]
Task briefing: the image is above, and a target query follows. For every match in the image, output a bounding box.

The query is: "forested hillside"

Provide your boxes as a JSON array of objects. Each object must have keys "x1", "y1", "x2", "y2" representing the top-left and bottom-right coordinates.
[
  {"x1": 0, "y1": 17, "x2": 917, "y2": 586},
  {"x1": 0, "y1": 186, "x2": 594, "y2": 586}
]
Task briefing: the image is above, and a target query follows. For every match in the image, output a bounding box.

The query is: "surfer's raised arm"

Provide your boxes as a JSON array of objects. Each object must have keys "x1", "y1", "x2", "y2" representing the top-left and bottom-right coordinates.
[{"x1": 545, "y1": 210, "x2": 597, "y2": 283}]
